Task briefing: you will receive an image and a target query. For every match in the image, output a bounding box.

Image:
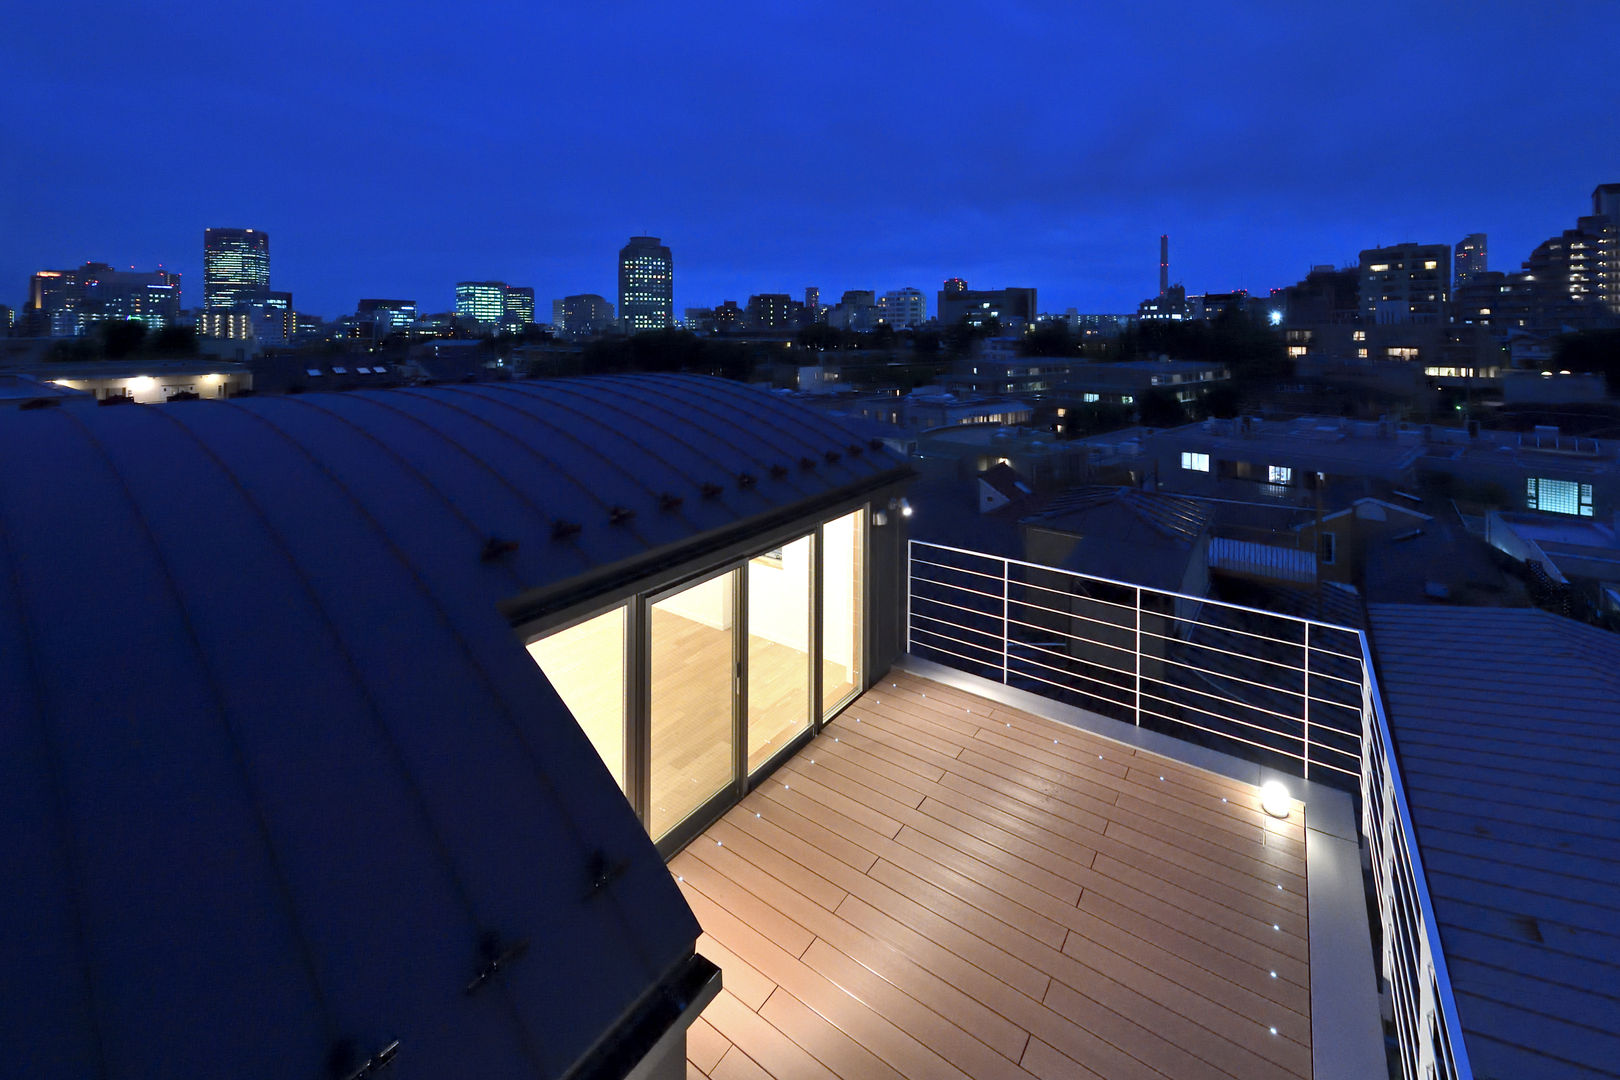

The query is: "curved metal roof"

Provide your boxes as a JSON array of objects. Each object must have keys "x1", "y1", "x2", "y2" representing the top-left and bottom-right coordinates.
[{"x1": 0, "y1": 375, "x2": 907, "y2": 1078}]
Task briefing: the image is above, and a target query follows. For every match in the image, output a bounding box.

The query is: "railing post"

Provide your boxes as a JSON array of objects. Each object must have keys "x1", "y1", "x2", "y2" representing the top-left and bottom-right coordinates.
[
  {"x1": 1134, "y1": 586, "x2": 1142, "y2": 726},
  {"x1": 1302, "y1": 624, "x2": 1311, "y2": 780},
  {"x1": 905, "y1": 539, "x2": 912, "y2": 654},
  {"x1": 1002, "y1": 558, "x2": 1010, "y2": 685}
]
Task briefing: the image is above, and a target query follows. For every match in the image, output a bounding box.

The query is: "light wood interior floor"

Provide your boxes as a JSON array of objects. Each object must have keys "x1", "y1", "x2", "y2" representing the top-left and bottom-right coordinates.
[{"x1": 677, "y1": 670, "x2": 1312, "y2": 1080}]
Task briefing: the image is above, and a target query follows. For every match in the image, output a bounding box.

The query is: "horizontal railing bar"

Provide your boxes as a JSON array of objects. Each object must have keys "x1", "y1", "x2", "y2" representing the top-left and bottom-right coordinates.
[
  {"x1": 1139, "y1": 671, "x2": 1311, "y2": 726},
  {"x1": 1006, "y1": 662, "x2": 1137, "y2": 712},
  {"x1": 1005, "y1": 614, "x2": 1138, "y2": 657},
  {"x1": 910, "y1": 556, "x2": 1006, "y2": 583},
  {"x1": 1138, "y1": 626, "x2": 1311, "y2": 674},
  {"x1": 1011, "y1": 637, "x2": 1136, "y2": 676},
  {"x1": 913, "y1": 540, "x2": 1363, "y2": 634},
  {"x1": 910, "y1": 625, "x2": 1005, "y2": 662},
  {"x1": 1139, "y1": 688, "x2": 1309, "y2": 744},
  {"x1": 1006, "y1": 650, "x2": 1137, "y2": 700},
  {"x1": 1136, "y1": 706, "x2": 1305, "y2": 763},
  {"x1": 1306, "y1": 669, "x2": 1364, "y2": 688},
  {"x1": 1307, "y1": 696, "x2": 1362, "y2": 713},
  {"x1": 909, "y1": 636, "x2": 1006, "y2": 672},
  {"x1": 1159, "y1": 650, "x2": 1308, "y2": 702},
  {"x1": 910, "y1": 609, "x2": 1006, "y2": 644}
]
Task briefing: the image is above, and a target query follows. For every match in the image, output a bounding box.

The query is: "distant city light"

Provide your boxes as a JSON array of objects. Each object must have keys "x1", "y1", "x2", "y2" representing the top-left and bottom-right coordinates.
[{"x1": 1268, "y1": 310, "x2": 1283, "y2": 326}]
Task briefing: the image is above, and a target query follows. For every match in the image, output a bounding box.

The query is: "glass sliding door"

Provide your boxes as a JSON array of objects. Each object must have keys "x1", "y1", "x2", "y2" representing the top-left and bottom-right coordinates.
[
  {"x1": 821, "y1": 508, "x2": 865, "y2": 718},
  {"x1": 746, "y1": 535, "x2": 813, "y2": 773},
  {"x1": 526, "y1": 606, "x2": 628, "y2": 794},
  {"x1": 649, "y1": 569, "x2": 739, "y2": 841}
]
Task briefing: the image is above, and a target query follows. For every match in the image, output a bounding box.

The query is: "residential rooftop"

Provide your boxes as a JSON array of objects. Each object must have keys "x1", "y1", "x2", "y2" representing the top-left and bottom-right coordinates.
[{"x1": 1368, "y1": 605, "x2": 1620, "y2": 1080}]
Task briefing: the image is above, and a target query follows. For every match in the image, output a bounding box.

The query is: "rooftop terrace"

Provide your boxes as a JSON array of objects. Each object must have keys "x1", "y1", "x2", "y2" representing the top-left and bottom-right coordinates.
[{"x1": 677, "y1": 668, "x2": 1372, "y2": 1080}]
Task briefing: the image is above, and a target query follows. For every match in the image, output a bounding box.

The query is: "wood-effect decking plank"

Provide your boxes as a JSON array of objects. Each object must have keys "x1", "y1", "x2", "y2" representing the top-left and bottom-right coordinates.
[{"x1": 675, "y1": 672, "x2": 1314, "y2": 1080}]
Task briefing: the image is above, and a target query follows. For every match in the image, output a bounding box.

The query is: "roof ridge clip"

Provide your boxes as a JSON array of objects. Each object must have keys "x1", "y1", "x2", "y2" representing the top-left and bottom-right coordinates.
[
  {"x1": 465, "y1": 933, "x2": 530, "y2": 995},
  {"x1": 769, "y1": 464, "x2": 789, "y2": 479},
  {"x1": 551, "y1": 519, "x2": 582, "y2": 541},
  {"x1": 480, "y1": 536, "x2": 520, "y2": 562},
  {"x1": 824, "y1": 450, "x2": 842, "y2": 463},
  {"x1": 659, "y1": 492, "x2": 684, "y2": 512},
  {"x1": 738, "y1": 472, "x2": 757, "y2": 489},
  {"x1": 333, "y1": 1039, "x2": 400, "y2": 1080},
  {"x1": 799, "y1": 457, "x2": 817, "y2": 470},
  {"x1": 700, "y1": 481, "x2": 723, "y2": 499},
  {"x1": 609, "y1": 505, "x2": 636, "y2": 526}
]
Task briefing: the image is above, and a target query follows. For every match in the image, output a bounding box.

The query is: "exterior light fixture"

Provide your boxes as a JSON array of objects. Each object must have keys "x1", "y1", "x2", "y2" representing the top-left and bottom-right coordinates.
[
  {"x1": 1260, "y1": 780, "x2": 1291, "y2": 819},
  {"x1": 1268, "y1": 310, "x2": 1283, "y2": 326}
]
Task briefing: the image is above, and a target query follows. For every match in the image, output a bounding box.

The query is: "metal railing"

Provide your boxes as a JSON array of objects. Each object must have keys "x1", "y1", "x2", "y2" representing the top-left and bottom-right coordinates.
[{"x1": 906, "y1": 539, "x2": 1473, "y2": 1080}]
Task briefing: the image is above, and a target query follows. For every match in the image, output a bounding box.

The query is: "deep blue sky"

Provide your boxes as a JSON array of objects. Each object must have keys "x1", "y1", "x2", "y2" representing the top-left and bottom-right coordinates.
[{"x1": 3, "y1": 1, "x2": 1617, "y2": 321}]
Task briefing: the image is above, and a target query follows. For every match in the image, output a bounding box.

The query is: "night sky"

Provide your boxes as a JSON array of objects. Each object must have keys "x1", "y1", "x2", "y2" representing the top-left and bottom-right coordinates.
[{"x1": 4, "y1": 1, "x2": 1617, "y2": 321}]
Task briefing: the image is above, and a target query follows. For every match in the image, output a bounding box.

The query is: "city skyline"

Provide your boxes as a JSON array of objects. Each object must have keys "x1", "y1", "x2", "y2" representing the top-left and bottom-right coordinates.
[{"x1": 4, "y1": 3, "x2": 1618, "y2": 320}]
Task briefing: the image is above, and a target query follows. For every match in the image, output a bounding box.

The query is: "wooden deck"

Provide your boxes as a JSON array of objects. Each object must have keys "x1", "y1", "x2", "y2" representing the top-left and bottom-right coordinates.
[{"x1": 673, "y1": 669, "x2": 1312, "y2": 1080}]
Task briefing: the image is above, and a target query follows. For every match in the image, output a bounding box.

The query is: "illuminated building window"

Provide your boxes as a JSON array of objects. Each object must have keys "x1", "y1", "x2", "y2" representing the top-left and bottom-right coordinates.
[
  {"x1": 1180, "y1": 452, "x2": 1210, "y2": 472},
  {"x1": 1269, "y1": 465, "x2": 1292, "y2": 485},
  {"x1": 1526, "y1": 478, "x2": 1593, "y2": 517},
  {"x1": 1353, "y1": 330, "x2": 1366, "y2": 341}
]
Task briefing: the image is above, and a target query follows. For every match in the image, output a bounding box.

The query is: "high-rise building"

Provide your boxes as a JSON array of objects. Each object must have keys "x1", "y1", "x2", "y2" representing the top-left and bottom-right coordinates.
[
  {"x1": 1358, "y1": 243, "x2": 1450, "y2": 324},
  {"x1": 455, "y1": 281, "x2": 507, "y2": 327},
  {"x1": 248, "y1": 291, "x2": 295, "y2": 344},
  {"x1": 560, "y1": 293, "x2": 615, "y2": 340},
  {"x1": 941, "y1": 277, "x2": 967, "y2": 297},
  {"x1": 877, "y1": 287, "x2": 926, "y2": 328},
  {"x1": 0, "y1": 304, "x2": 12, "y2": 334},
  {"x1": 25, "y1": 263, "x2": 182, "y2": 335},
  {"x1": 551, "y1": 298, "x2": 566, "y2": 330},
  {"x1": 745, "y1": 293, "x2": 793, "y2": 330},
  {"x1": 357, "y1": 299, "x2": 418, "y2": 334},
  {"x1": 805, "y1": 286, "x2": 819, "y2": 310},
  {"x1": 1454, "y1": 234, "x2": 1487, "y2": 292},
  {"x1": 1159, "y1": 235, "x2": 1170, "y2": 296},
  {"x1": 197, "y1": 310, "x2": 254, "y2": 340},
  {"x1": 713, "y1": 300, "x2": 742, "y2": 332},
  {"x1": 203, "y1": 228, "x2": 270, "y2": 311},
  {"x1": 503, "y1": 286, "x2": 535, "y2": 328},
  {"x1": 1595, "y1": 183, "x2": 1620, "y2": 225},
  {"x1": 831, "y1": 291, "x2": 877, "y2": 332},
  {"x1": 937, "y1": 286, "x2": 1036, "y2": 329},
  {"x1": 618, "y1": 236, "x2": 673, "y2": 332}
]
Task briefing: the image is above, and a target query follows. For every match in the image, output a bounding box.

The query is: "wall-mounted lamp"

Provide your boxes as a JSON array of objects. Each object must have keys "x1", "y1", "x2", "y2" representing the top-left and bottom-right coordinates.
[
  {"x1": 1259, "y1": 780, "x2": 1291, "y2": 819},
  {"x1": 887, "y1": 496, "x2": 913, "y2": 519},
  {"x1": 872, "y1": 510, "x2": 889, "y2": 526}
]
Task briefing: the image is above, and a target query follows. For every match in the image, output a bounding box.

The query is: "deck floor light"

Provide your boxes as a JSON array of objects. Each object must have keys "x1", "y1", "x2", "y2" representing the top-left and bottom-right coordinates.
[{"x1": 1260, "y1": 780, "x2": 1292, "y2": 819}]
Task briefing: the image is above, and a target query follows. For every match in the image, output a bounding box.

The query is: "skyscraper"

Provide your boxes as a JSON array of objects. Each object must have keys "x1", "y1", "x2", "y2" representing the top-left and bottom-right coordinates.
[
  {"x1": 1454, "y1": 233, "x2": 1487, "y2": 291},
  {"x1": 203, "y1": 228, "x2": 270, "y2": 310},
  {"x1": 503, "y1": 285, "x2": 536, "y2": 328},
  {"x1": 618, "y1": 236, "x2": 673, "y2": 332},
  {"x1": 1159, "y1": 235, "x2": 1170, "y2": 296},
  {"x1": 455, "y1": 281, "x2": 507, "y2": 327}
]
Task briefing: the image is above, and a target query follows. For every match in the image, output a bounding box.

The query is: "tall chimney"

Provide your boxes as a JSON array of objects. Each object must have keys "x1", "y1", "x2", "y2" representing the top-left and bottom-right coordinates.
[{"x1": 1159, "y1": 234, "x2": 1169, "y2": 296}]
